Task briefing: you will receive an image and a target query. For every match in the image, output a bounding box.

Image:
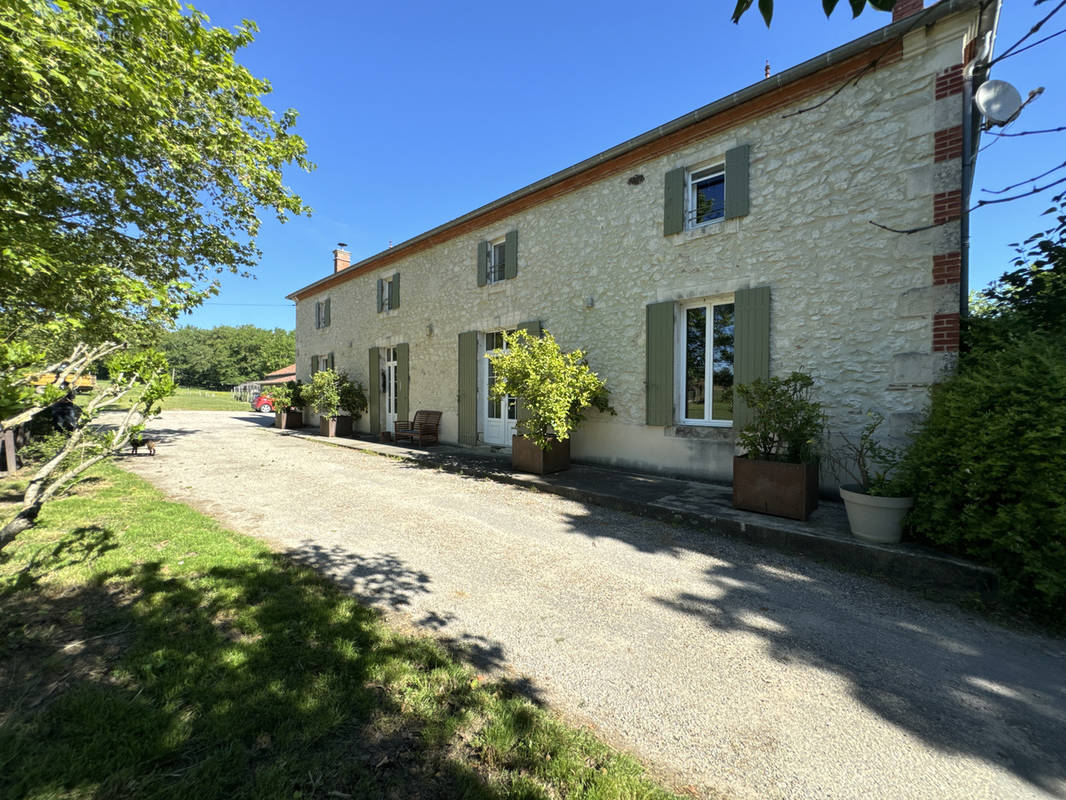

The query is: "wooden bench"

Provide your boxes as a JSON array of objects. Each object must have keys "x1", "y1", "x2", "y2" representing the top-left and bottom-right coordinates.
[{"x1": 393, "y1": 410, "x2": 442, "y2": 446}]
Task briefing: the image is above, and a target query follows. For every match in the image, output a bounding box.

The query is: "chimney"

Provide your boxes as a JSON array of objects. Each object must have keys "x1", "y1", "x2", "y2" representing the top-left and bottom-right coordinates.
[
  {"x1": 893, "y1": 0, "x2": 923, "y2": 23},
  {"x1": 332, "y1": 245, "x2": 350, "y2": 273}
]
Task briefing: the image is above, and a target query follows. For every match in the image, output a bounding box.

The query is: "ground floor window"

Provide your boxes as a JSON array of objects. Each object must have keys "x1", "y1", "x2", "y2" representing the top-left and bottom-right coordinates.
[{"x1": 681, "y1": 299, "x2": 735, "y2": 424}]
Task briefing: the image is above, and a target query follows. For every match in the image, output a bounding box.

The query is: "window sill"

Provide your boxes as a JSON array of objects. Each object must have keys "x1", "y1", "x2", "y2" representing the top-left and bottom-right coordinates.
[
  {"x1": 486, "y1": 282, "x2": 507, "y2": 294},
  {"x1": 667, "y1": 424, "x2": 734, "y2": 441},
  {"x1": 671, "y1": 218, "x2": 738, "y2": 245}
]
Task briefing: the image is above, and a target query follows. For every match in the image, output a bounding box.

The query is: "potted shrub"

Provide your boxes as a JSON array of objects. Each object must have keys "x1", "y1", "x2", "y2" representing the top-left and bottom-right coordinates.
[
  {"x1": 732, "y1": 372, "x2": 824, "y2": 521},
  {"x1": 271, "y1": 380, "x2": 305, "y2": 429},
  {"x1": 487, "y1": 329, "x2": 613, "y2": 474},
  {"x1": 303, "y1": 369, "x2": 368, "y2": 437},
  {"x1": 831, "y1": 411, "x2": 913, "y2": 544}
]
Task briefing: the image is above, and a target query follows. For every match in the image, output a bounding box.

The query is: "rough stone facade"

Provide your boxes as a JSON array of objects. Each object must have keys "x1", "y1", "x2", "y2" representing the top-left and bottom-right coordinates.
[{"x1": 291, "y1": 4, "x2": 991, "y2": 483}]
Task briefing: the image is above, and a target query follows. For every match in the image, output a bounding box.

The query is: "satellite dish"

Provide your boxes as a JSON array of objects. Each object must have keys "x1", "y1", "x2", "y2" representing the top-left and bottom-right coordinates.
[{"x1": 974, "y1": 80, "x2": 1023, "y2": 125}]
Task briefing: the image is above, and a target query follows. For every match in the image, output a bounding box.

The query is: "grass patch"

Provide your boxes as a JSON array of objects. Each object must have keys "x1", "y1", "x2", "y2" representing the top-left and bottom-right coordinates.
[
  {"x1": 92, "y1": 383, "x2": 249, "y2": 412},
  {"x1": 0, "y1": 465, "x2": 679, "y2": 800}
]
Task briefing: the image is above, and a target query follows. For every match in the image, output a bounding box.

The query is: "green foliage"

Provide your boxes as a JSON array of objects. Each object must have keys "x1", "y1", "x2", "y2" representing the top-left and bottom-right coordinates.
[
  {"x1": 486, "y1": 330, "x2": 613, "y2": 450},
  {"x1": 902, "y1": 334, "x2": 1066, "y2": 614},
  {"x1": 267, "y1": 380, "x2": 304, "y2": 412},
  {"x1": 303, "y1": 370, "x2": 366, "y2": 420},
  {"x1": 732, "y1": 0, "x2": 895, "y2": 25},
  {"x1": 735, "y1": 372, "x2": 824, "y2": 463},
  {"x1": 0, "y1": 0, "x2": 311, "y2": 346},
  {"x1": 159, "y1": 325, "x2": 295, "y2": 390},
  {"x1": 829, "y1": 411, "x2": 907, "y2": 496}
]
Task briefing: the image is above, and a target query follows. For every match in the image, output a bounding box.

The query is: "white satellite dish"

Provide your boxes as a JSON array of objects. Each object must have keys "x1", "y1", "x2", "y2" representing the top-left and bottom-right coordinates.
[{"x1": 974, "y1": 80, "x2": 1023, "y2": 125}]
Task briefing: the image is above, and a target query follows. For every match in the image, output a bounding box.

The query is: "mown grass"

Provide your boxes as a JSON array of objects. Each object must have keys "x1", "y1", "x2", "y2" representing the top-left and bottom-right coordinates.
[
  {"x1": 94, "y1": 384, "x2": 248, "y2": 412},
  {"x1": 0, "y1": 465, "x2": 680, "y2": 800}
]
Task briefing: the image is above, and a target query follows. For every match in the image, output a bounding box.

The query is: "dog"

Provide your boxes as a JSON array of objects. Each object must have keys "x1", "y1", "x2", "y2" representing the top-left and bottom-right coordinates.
[{"x1": 130, "y1": 437, "x2": 156, "y2": 456}]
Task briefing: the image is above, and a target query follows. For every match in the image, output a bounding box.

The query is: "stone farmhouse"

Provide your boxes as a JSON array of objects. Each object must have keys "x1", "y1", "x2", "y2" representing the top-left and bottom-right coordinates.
[{"x1": 288, "y1": 0, "x2": 1000, "y2": 483}]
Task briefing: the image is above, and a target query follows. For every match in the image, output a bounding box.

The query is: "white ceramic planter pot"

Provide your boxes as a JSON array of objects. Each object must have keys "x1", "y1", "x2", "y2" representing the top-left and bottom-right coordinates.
[{"x1": 839, "y1": 484, "x2": 914, "y2": 544}]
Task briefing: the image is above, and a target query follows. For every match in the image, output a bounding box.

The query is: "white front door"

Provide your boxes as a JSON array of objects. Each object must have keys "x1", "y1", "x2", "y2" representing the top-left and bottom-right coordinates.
[
  {"x1": 384, "y1": 347, "x2": 398, "y2": 433},
  {"x1": 483, "y1": 332, "x2": 517, "y2": 446}
]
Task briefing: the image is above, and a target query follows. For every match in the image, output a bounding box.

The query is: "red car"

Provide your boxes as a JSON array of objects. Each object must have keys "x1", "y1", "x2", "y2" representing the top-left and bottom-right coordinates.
[{"x1": 251, "y1": 393, "x2": 276, "y2": 413}]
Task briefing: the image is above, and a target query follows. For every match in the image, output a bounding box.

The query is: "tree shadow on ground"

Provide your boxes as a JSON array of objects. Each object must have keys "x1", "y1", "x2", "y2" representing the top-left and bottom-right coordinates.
[
  {"x1": 585, "y1": 516, "x2": 1066, "y2": 797},
  {"x1": 0, "y1": 533, "x2": 566, "y2": 800}
]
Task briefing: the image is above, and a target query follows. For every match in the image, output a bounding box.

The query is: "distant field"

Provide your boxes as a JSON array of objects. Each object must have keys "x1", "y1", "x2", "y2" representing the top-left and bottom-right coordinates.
[{"x1": 94, "y1": 383, "x2": 249, "y2": 412}]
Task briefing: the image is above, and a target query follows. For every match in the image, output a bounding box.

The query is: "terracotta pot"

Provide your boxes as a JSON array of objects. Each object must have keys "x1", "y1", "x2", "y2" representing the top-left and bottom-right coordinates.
[
  {"x1": 274, "y1": 410, "x2": 303, "y2": 429},
  {"x1": 732, "y1": 455, "x2": 819, "y2": 521},
  {"x1": 512, "y1": 435, "x2": 570, "y2": 475},
  {"x1": 839, "y1": 484, "x2": 913, "y2": 544}
]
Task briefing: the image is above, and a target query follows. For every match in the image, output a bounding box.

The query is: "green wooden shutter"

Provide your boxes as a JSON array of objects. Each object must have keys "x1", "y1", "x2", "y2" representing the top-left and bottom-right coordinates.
[
  {"x1": 327, "y1": 352, "x2": 334, "y2": 371},
  {"x1": 646, "y1": 301, "x2": 675, "y2": 426},
  {"x1": 396, "y1": 342, "x2": 409, "y2": 422},
  {"x1": 477, "y1": 241, "x2": 488, "y2": 287},
  {"x1": 733, "y1": 286, "x2": 771, "y2": 431},
  {"x1": 518, "y1": 319, "x2": 542, "y2": 337},
  {"x1": 663, "y1": 167, "x2": 685, "y2": 235},
  {"x1": 314, "y1": 302, "x2": 321, "y2": 329},
  {"x1": 504, "y1": 230, "x2": 518, "y2": 280},
  {"x1": 725, "y1": 144, "x2": 750, "y2": 220},
  {"x1": 323, "y1": 298, "x2": 331, "y2": 327},
  {"x1": 368, "y1": 347, "x2": 381, "y2": 435},
  {"x1": 310, "y1": 355, "x2": 317, "y2": 376},
  {"x1": 376, "y1": 278, "x2": 384, "y2": 312},
  {"x1": 390, "y1": 273, "x2": 400, "y2": 310},
  {"x1": 458, "y1": 331, "x2": 478, "y2": 445}
]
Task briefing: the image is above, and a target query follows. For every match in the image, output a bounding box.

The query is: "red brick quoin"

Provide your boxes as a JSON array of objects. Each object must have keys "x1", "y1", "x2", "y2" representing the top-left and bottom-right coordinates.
[
  {"x1": 935, "y1": 65, "x2": 964, "y2": 99},
  {"x1": 934, "y1": 190, "x2": 962, "y2": 225},
  {"x1": 934, "y1": 126, "x2": 963, "y2": 163},
  {"x1": 933, "y1": 312, "x2": 960, "y2": 352},
  {"x1": 933, "y1": 251, "x2": 962, "y2": 285}
]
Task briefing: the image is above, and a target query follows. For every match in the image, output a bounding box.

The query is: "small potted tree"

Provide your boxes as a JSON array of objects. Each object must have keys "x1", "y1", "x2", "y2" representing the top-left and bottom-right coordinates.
[
  {"x1": 487, "y1": 329, "x2": 613, "y2": 474},
  {"x1": 271, "y1": 380, "x2": 305, "y2": 429},
  {"x1": 831, "y1": 411, "x2": 914, "y2": 544},
  {"x1": 303, "y1": 369, "x2": 368, "y2": 437},
  {"x1": 732, "y1": 372, "x2": 824, "y2": 521}
]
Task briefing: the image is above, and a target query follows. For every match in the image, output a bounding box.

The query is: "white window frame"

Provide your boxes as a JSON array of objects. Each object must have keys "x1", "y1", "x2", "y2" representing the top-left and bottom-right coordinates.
[
  {"x1": 486, "y1": 237, "x2": 506, "y2": 284},
  {"x1": 687, "y1": 164, "x2": 725, "y2": 230},
  {"x1": 380, "y1": 274, "x2": 396, "y2": 312},
  {"x1": 315, "y1": 299, "x2": 330, "y2": 329},
  {"x1": 677, "y1": 295, "x2": 735, "y2": 427}
]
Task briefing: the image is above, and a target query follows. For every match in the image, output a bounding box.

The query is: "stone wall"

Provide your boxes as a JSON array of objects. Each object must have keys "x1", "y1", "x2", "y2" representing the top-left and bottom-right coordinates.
[{"x1": 294, "y1": 9, "x2": 976, "y2": 482}]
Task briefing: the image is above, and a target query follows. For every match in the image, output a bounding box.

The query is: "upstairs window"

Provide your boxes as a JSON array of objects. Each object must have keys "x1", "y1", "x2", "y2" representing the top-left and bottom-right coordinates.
[
  {"x1": 688, "y1": 166, "x2": 725, "y2": 227},
  {"x1": 377, "y1": 272, "x2": 399, "y2": 312},
  {"x1": 477, "y1": 230, "x2": 518, "y2": 286},
  {"x1": 488, "y1": 239, "x2": 506, "y2": 284},
  {"x1": 314, "y1": 298, "x2": 331, "y2": 329}
]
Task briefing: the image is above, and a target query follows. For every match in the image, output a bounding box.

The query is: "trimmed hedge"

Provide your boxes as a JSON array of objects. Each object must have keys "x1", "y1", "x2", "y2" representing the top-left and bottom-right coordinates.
[{"x1": 903, "y1": 333, "x2": 1066, "y2": 614}]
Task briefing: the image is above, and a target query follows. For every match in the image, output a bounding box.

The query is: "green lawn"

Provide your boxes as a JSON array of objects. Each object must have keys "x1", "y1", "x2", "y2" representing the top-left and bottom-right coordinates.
[
  {"x1": 0, "y1": 465, "x2": 679, "y2": 800},
  {"x1": 95, "y1": 384, "x2": 249, "y2": 412}
]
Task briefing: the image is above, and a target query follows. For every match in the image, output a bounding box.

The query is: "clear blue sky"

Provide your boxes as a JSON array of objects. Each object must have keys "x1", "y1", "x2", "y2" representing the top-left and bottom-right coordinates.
[{"x1": 181, "y1": 0, "x2": 1063, "y2": 332}]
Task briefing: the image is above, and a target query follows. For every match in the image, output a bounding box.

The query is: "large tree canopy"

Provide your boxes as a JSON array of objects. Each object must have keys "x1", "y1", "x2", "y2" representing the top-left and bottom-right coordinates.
[
  {"x1": 160, "y1": 325, "x2": 295, "y2": 389},
  {"x1": 0, "y1": 0, "x2": 311, "y2": 344}
]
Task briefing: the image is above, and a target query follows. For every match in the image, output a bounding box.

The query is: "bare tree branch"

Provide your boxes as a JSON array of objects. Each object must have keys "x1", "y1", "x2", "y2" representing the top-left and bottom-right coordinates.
[
  {"x1": 986, "y1": 0, "x2": 1066, "y2": 68},
  {"x1": 988, "y1": 126, "x2": 1066, "y2": 138},
  {"x1": 982, "y1": 161, "x2": 1066, "y2": 195}
]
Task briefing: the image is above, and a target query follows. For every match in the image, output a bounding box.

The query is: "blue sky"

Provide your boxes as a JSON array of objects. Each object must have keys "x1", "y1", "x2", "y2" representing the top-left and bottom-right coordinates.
[{"x1": 182, "y1": 0, "x2": 1063, "y2": 332}]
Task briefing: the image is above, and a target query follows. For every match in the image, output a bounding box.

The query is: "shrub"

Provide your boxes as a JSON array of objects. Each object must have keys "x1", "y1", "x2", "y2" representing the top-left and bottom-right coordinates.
[
  {"x1": 734, "y1": 372, "x2": 824, "y2": 463},
  {"x1": 303, "y1": 370, "x2": 366, "y2": 420},
  {"x1": 486, "y1": 330, "x2": 613, "y2": 450},
  {"x1": 902, "y1": 333, "x2": 1066, "y2": 613}
]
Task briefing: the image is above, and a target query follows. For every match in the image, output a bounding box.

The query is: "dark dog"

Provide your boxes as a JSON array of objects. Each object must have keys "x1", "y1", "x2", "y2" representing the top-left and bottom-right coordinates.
[{"x1": 130, "y1": 437, "x2": 156, "y2": 456}]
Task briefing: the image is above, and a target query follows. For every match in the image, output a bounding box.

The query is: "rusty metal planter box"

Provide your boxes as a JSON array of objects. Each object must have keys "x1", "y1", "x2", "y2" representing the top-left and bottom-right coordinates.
[
  {"x1": 512, "y1": 435, "x2": 570, "y2": 475},
  {"x1": 275, "y1": 410, "x2": 304, "y2": 429},
  {"x1": 732, "y1": 456, "x2": 819, "y2": 521},
  {"x1": 320, "y1": 416, "x2": 353, "y2": 437}
]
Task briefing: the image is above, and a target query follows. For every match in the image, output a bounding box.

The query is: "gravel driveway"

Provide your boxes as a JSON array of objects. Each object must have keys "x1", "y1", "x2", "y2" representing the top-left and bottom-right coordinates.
[{"x1": 123, "y1": 411, "x2": 1066, "y2": 800}]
